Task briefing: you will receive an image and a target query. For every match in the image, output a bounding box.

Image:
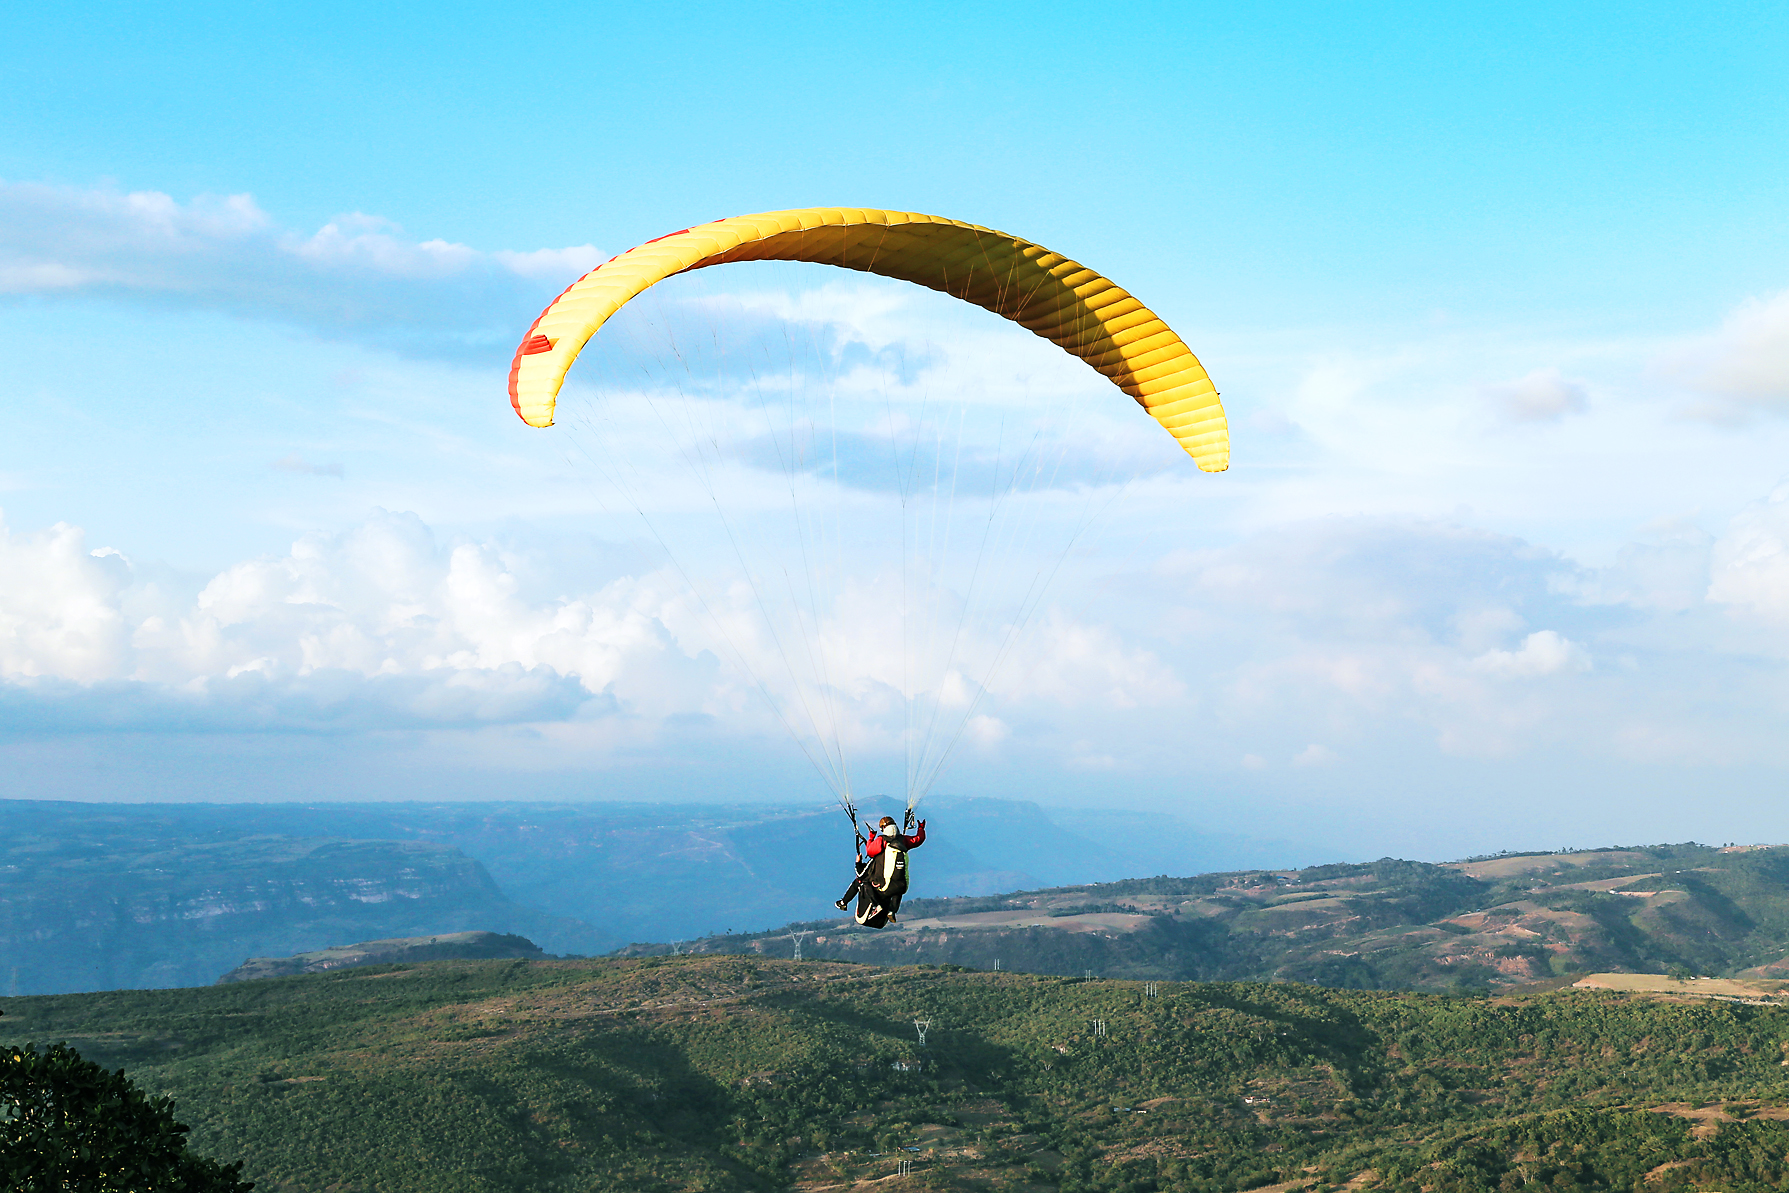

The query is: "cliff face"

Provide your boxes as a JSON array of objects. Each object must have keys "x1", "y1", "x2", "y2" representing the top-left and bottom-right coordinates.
[{"x1": 1, "y1": 832, "x2": 603, "y2": 994}]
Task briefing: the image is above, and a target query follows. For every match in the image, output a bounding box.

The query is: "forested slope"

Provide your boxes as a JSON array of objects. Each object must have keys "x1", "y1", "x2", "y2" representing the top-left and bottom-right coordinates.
[{"x1": 9, "y1": 955, "x2": 1789, "y2": 1192}]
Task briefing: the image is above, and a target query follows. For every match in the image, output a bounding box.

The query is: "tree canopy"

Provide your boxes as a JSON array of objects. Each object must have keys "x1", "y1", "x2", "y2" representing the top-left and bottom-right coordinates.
[{"x1": 1, "y1": 1039, "x2": 252, "y2": 1192}]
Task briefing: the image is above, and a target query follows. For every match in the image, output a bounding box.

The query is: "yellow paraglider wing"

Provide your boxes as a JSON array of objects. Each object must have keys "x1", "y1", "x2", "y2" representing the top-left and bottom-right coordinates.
[{"x1": 508, "y1": 207, "x2": 1228, "y2": 472}]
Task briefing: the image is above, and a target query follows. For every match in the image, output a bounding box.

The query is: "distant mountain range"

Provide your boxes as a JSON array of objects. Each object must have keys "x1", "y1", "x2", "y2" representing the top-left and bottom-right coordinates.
[
  {"x1": 0, "y1": 796, "x2": 1280, "y2": 994},
  {"x1": 24, "y1": 796, "x2": 1785, "y2": 1001}
]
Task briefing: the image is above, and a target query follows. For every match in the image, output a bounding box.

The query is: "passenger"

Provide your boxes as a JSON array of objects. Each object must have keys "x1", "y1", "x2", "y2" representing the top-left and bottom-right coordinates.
[
  {"x1": 866, "y1": 815, "x2": 927, "y2": 859},
  {"x1": 836, "y1": 816, "x2": 926, "y2": 926}
]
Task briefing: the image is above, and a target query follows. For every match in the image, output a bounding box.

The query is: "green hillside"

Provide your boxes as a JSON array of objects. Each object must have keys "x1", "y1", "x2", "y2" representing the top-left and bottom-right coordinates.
[
  {"x1": 9, "y1": 955, "x2": 1789, "y2": 1191},
  {"x1": 670, "y1": 844, "x2": 1789, "y2": 990}
]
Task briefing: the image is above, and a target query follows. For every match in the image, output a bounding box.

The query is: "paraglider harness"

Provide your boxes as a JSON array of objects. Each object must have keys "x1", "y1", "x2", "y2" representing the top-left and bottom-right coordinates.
[{"x1": 839, "y1": 799, "x2": 915, "y2": 930}]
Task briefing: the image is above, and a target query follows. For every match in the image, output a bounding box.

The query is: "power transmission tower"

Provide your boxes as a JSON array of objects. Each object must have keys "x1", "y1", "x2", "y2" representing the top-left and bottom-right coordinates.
[
  {"x1": 790, "y1": 929, "x2": 810, "y2": 961},
  {"x1": 671, "y1": 940, "x2": 683, "y2": 956},
  {"x1": 1092, "y1": 1018, "x2": 1107, "y2": 1038},
  {"x1": 897, "y1": 1158, "x2": 915, "y2": 1176},
  {"x1": 914, "y1": 1019, "x2": 930, "y2": 1047}
]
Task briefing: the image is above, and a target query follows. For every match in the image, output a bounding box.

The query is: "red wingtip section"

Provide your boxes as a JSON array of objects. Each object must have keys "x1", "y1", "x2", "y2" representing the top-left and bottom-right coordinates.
[{"x1": 520, "y1": 334, "x2": 555, "y2": 355}]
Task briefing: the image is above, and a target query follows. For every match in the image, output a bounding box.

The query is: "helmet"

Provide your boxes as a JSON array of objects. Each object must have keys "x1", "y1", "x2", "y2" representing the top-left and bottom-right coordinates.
[{"x1": 881, "y1": 825, "x2": 900, "y2": 837}]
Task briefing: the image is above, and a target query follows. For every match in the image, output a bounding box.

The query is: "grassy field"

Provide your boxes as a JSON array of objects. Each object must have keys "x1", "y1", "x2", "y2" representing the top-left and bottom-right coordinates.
[
  {"x1": 12, "y1": 955, "x2": 1789, "y2": 1191},
  {"x1": 1572, "y1": 973, "x2": 1789, "y2": 1001}
]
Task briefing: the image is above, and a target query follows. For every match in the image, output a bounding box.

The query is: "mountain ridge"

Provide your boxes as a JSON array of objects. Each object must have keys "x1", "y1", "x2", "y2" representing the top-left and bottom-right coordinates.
[{"x1": 657, "y1": 842, "x2": 1789, "y2": 990}]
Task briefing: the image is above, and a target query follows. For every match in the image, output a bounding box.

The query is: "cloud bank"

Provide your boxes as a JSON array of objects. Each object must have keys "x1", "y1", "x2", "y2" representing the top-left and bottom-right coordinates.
[
  {"x1": 0, "y1": 506, "x2": 1172, "y2": 750},
  {"x1": 0, "y1": 511, "x2": 600, "y2": 731},
  {"x1": 5, "y1": 483, "x2": 1789, "y2": 784}
]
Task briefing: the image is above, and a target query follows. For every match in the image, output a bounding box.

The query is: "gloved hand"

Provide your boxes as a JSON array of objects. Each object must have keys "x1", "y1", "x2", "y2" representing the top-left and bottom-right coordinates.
[{"x1": 917, "y1": 819, "x2": 926, "y2": 830}]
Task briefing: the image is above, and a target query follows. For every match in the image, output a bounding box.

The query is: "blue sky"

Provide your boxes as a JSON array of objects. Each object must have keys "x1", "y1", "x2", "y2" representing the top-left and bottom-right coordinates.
[{"x1": 3, "y1": 1, "x2": 1789, "y2": 864}]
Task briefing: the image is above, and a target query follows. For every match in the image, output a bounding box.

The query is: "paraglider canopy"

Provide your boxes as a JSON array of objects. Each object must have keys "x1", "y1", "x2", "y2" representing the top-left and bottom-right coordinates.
[{"x1": 509, "y1": 207, "x2": 1229, "y2": 472}]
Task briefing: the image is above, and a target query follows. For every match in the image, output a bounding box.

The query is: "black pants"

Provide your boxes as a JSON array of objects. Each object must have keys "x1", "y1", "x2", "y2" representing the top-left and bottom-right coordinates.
[
  {"x1": 841, "y1": 863, "x2": 903, "y2": 913},
  {"x1": 839, "y1": 859, "x2": 868, "y2": 905},
  {"x1": 842, "y1": 857, "x2": 904, "y2": 924}
]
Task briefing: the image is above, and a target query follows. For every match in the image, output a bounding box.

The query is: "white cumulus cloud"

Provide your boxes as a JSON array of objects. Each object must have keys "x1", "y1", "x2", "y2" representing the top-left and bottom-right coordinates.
[
  {"x1": 1470, "y1": 630, "x2": 1592, "y2": 678},
  {"x1": 0, "y1": 519, "x2": 131, "y2": 682},
  {"x1": 0, "y1": 510, "x2": 639, "y2": 730},
  {"x1": 1660, "y1": 290, "x2": 1789, "y2": 417},
  {"x1": 271, "y1": 453, "x2": 344, "y2": 478},
  {"x1": 1292, "y1": 743, "x2": 1338, "y2": 767},
  {"x1": 1481, "y1": 367, "x2": 1590, "y2": 422},
  {"x1": 1707, "y1": 482, "x2": 1789, "y2": 626},
  {"x1": 0, "y1": 507, "x2": 1174, "y2": 756}
]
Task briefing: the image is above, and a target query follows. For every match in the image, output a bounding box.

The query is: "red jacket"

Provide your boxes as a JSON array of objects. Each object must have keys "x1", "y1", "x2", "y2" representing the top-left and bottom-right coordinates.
[{"x1": 865, "y1": 822, "x2": 925, "y2": 857}]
